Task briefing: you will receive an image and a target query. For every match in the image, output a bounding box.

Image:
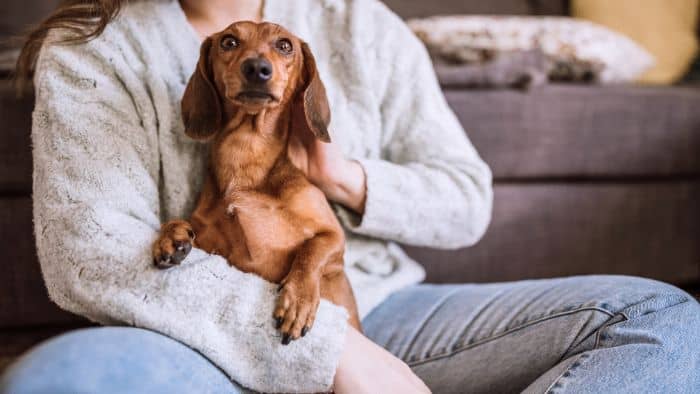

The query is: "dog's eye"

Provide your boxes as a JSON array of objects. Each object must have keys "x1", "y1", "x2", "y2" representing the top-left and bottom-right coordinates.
[
  {"x1": 220, "y1": 35, "x2": 239, "y2": 50},
  {"x1": 275, "y1": 38, "x2": 293, "y2": 54}
]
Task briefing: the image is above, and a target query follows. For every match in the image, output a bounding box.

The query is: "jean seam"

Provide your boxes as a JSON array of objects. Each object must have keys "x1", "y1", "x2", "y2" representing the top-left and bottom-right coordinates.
[
  {"x1": 544, "y1": 312, "x2": 628, "y2": 393},
  {"x1": 543, "y1": 353, "x2": 591, "y2": 394},
  {"x1": 540, "y1": 295, "x2": 692, "y2": 393},
  {"x1": 593, "y1": 313, "x2": 629, "y2": 349},
  {"x1": 557, "y1": 311, "x2": 628, "y2": 364},
  {"x1": 407, "y1": 306, "x2": 614, "y2": 367}
]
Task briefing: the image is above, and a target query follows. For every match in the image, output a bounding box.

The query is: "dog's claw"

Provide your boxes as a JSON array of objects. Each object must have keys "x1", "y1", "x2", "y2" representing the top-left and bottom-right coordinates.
[
  {"x1": 273, "y1": 275, "x2": 320, "y2": 341},
  {"x1": 154, "y1": 254, "x2": 174, "y2": 269},
  {"x1": 282, "y1": 334, "x2": 291, "y2": 345},
  {"x1": 152, "y1": 221, "x2": 195, "y2": 270},
  {"x1": 172, "y1": 241, "x2": 192, "y2": 262},
  {"x1": 275, "y1": 317, "x2": 283, "y2": 329}
]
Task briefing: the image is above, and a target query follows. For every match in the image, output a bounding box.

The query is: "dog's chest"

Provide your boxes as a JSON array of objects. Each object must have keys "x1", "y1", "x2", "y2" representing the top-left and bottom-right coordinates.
[{"x1": 222, "y1": 180, "x2": 320, "y2": 281}]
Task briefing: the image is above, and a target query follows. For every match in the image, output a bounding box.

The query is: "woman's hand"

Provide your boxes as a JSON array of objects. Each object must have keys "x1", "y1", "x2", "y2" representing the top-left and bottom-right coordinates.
[
  {"x1": 288, "y1": 131, "x2": 367, "y2": 214},
  {"x1": 334, "y1": 326, "x2": 431, "y2": 394}
]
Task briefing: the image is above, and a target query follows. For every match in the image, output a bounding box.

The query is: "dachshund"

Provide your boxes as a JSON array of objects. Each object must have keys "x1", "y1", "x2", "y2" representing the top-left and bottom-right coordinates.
[{"x1": 152, "y1": 21, "x2": 361, "y2": 344}]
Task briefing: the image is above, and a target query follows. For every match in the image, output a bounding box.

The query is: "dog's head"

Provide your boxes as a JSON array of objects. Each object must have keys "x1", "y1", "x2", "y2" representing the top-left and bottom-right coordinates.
[{"x1": 181, "y1": 21, "x2": 330, "y2": 142}]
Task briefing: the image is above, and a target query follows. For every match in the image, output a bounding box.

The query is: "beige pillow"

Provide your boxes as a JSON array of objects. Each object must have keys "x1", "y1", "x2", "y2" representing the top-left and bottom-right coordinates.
[
  {"x1": 572, "y1": 0, "x2": 699, "y2": 84},
  {"x1": 408, "y1": 16, "x2": 654, "y2": 84}
]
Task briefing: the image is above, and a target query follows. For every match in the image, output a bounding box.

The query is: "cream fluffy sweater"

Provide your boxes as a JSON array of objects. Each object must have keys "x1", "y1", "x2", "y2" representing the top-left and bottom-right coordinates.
[{"x1": 32, "y1": 0, "x2": 492, "y2": 392}]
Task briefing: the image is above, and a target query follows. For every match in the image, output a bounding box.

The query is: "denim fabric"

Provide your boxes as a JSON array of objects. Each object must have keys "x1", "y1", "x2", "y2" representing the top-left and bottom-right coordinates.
[
  {"x1": 0, "y1": 327, "x2": 249, "y2": 394},
  {"x1": 2, "y1": 275, "x2": 699, "y2": 393},
  {"x1": 363, "y1": 276, "x2": 700, "y2": 393}
]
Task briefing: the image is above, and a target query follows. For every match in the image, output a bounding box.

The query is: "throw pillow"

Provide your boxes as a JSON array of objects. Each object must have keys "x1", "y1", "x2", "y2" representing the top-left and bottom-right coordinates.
[
  {"x1": 408, "y1": 16, "x2": 654, "y2": 84},
  {"x1": 572, "y1": 0, "x2": 699, "y2": 84}
]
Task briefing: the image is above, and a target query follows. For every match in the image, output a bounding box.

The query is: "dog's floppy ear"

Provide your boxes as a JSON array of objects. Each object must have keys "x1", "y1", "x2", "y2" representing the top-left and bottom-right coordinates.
[
  {"x1": 294, "y1": 42, "x2": 331, "y2": 142},
  {"x1": 181, "y1": 37, "x2": 222, "y2": 140}
]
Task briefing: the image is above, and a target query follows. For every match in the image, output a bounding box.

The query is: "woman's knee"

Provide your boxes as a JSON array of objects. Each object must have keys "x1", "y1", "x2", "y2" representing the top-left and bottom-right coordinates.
[
  {"x1": 0, "y1": 327, "x2": 239, "y2": 394},
  {"x1": 598, "y1": 275, "x2": 697, "y2": 317},
  {"x1": 555, "y1": 275, "x2": 694, "y2": 316},
  {"x1": 591, "y1": 276, "x2": 700, "y2": 355}
]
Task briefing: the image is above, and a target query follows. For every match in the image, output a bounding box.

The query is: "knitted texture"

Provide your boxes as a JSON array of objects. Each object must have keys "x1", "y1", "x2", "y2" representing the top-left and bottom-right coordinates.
[{"x1": 31, "y1": 0, "x2": 492, "y2": 392}]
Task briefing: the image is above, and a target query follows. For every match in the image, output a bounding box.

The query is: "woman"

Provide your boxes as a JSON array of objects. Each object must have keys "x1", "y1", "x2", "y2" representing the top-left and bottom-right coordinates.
[{"x1": 2, "y1": 0, "x2": 699, "y2": 393}]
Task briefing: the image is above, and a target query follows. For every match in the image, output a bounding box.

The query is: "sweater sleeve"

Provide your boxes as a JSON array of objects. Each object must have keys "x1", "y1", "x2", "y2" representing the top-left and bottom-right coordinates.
[
  {"x1": 32, "y1": 37, "x2": 347, "y2": 394},
  {"x1": 336, "y1": 1, "x2": 494, "y2": 249}
]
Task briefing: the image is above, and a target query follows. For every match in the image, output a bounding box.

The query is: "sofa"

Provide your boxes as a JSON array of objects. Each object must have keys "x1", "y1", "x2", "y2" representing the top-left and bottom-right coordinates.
[{"x1": 1, "y1": 0, "x2": 699, "y2": 368}]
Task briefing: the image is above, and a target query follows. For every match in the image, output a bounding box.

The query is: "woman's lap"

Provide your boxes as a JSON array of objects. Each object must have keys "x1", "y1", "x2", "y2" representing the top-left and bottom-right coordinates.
[
  {"x1": 2, "y1": 275, "x2": 698, "y2": 394},
  {"x1": 363, "y1": 275, "x2": 700, "y2": 394},
  {"x1": 0, "y1": 326, "x2": 246, "y2": 394}
]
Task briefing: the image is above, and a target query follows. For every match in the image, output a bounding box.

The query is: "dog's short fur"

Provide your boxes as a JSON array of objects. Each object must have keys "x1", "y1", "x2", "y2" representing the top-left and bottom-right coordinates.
[{"x1": 152, "y1": 21, "x2": 361, "y2": 343}]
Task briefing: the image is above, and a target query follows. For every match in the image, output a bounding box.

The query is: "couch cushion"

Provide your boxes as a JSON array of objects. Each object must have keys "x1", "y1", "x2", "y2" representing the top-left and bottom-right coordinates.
[
  {"x1": 443, "y1": 84, "x2": 700, "y2": 179},
  {"x1": 0, "y1": 0, "x2": 59, "y2": 51},
  {"x1": 405, "y1": 181, "x2": 700, "y2": 285},
  {"x1": 381, "y1": 0, "x2": 568, "y2": 19},
  {"x1": 0, "y1": 197, "x2": 84, "y2": 328},
  {"x1": 572, "y1": 0, "x2": 699, "y2": 85},
  {"x1": 0, "y1": 80, "x2": 32, "y2": 193}
]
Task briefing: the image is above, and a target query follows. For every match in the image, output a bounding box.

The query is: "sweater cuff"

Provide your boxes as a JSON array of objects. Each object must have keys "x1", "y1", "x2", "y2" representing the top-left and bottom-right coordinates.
[
  {"x1": 284, "y1": 299, "x2": 349, "y2": 392},
  {"x1": 229, "y1": 277, "x2": 350, "y2": 393},
  {"x1": 335, "y1": 158, "x2": 404, "y2": 239}
]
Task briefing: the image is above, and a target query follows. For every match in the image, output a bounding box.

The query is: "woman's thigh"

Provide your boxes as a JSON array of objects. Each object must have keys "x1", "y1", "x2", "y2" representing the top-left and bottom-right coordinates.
[
  {"x1": 0, "y1": 326, "x2": 245, "y2": 394},
  {"x1": 362, "y1": 275, "x2": 700, "y2": 394}
]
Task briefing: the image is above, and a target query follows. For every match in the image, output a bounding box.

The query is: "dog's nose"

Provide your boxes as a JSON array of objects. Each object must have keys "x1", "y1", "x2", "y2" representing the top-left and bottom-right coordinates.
[{"x1": 241, "y1": 58, "x2": 273, "y2": 84}]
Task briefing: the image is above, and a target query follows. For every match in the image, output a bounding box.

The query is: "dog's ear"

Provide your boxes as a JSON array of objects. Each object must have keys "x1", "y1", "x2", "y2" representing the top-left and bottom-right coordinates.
[
  {"x1": 294, "y1": 42, "x2": 331, "y2": 142},
  {"x1": 181, "y1": 37, "x2": 222, "y2": 140}
]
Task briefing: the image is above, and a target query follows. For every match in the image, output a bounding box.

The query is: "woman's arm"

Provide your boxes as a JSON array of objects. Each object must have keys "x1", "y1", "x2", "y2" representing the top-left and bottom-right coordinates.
[
  {"x1": 313, "y1": 1, "x2": 493, "y2": 249},
  {"x1": 32, "y1": 35, "x2": 348, "y2": 393},
  {"x1": 334, "y1": 326, "x2": 431, "y2": 393}
]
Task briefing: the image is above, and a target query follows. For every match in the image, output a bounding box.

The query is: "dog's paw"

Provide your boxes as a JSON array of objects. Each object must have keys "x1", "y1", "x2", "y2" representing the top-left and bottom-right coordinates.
[
  {"x1": 273, "y1": 272, "x2": 321, "y2": 344},
  {"x1": 152, "y1": 220, "x2": 195, "y2": 269}
]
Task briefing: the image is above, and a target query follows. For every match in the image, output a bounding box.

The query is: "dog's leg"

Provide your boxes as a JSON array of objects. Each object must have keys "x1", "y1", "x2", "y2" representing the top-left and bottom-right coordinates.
[
  {"x1": 273, "y1": 231, "x2": 344, "y2": 344},
  {"x1": 321, "y1": 271, "x2": 362, "y2": 332},
  {"x1": 152, "y1": 220, "x2": 195, "y2": 269}
]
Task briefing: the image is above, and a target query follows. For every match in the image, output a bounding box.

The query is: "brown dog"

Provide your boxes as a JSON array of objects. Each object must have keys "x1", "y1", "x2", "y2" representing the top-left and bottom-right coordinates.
[{"x1": 152, "y1": 21, "x2": 361, "y2": 343}]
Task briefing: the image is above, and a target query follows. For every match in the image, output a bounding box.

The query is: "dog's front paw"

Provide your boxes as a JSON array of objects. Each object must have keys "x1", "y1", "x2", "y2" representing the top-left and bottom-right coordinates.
[
  {"x1": 273, "y1": 272, "x2": 321, "y2": 345},
  {"x1": 152, "y1": 220, "x2": 195, "y2": 269}
]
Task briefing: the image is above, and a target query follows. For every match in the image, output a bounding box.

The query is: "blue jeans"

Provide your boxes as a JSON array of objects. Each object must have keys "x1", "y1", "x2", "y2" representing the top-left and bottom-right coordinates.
[{"x1": 2, "y1": 276, "x2": 699, "y2": 393}]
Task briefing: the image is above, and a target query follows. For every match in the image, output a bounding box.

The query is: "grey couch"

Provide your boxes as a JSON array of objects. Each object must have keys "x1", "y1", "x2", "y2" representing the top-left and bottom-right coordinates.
[{"x1": 1, "y1": 0, "x2": 698, "y2": 365}]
